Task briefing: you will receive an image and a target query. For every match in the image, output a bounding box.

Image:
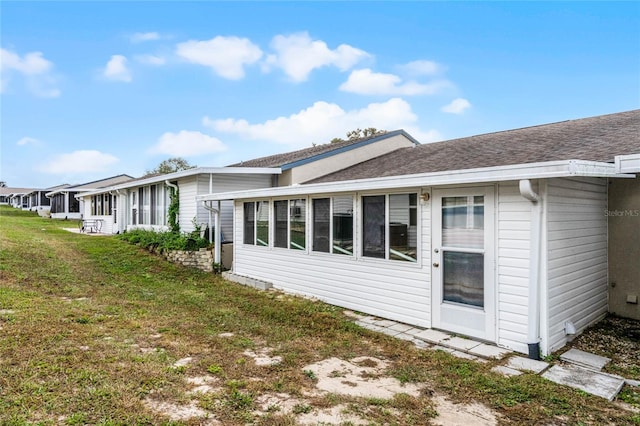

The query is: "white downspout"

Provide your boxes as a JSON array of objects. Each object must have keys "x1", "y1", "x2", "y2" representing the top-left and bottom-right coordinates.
[
  {"x1": 202, "y1": 200, "x2": 221, "y2": 264},
  {"x1": 519, "y1": 179, "x2": 543, "y2": 360},
  {"x1": 208, "y1": 174, "x2": 214, "y2": 239}
]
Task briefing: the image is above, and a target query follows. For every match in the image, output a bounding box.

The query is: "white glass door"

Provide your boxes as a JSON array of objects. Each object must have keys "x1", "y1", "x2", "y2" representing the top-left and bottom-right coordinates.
[{"x1": 432, "y1": 187, "x2": 495, "y2": 341}]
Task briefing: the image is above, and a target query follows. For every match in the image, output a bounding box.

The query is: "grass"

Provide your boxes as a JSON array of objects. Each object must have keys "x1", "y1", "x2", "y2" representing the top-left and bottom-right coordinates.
[{"x1": 0, "y1": 205, "x2": 638, "y2": 425}]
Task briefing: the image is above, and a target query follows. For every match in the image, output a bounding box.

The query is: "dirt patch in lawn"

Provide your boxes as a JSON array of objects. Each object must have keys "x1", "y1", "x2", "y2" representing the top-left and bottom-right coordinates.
[{"x1": 143, "y1": 352, "x2": 499, "y2": 425}]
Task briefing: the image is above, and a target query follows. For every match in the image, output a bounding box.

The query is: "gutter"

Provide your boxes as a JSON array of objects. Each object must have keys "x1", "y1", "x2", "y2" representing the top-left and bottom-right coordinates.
[{"x1": 519, "y1": 179, "x2": 542, "y2": 360}]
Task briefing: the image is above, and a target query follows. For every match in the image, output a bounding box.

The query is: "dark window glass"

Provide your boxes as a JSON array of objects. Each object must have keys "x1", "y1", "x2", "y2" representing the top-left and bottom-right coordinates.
[
  {"x1": 290, "y1": 199, "x2": 306, "y2": 250},
  {"x1": 256, "y1": 201, "x2": 269, "y2": 246},
  {"x1": 274, "y1": 200, "x2": 288, "y2": 248},
  {"x1": 332, "y1": 196, "x2": 353, "y2": 255},
  {"x1": 150, "y1": 185, "x2": 157, "y2": 225},
  {"x1": 312, "y1": 198, "x2": 330, "y2": 252},
  {"x1": 68, "y1": 192, "x2": 80, "y2": 213},
  {"x1": 243, "y1": 202, "x2": 255, "y2": 245},
  {"x1": 362, "y1": 195, "x2": 385, "y2": 258}
]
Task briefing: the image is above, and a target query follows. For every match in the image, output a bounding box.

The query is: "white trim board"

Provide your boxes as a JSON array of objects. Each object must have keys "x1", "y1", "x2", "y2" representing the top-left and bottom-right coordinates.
[{"x1": 198, "y1": 160, "x2": 634, "y2": 202}]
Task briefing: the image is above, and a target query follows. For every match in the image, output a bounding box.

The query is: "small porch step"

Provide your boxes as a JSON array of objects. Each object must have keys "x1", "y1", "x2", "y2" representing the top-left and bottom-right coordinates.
[{"x1": 221, "y1": 271, "x2": 273, "y2": 290}]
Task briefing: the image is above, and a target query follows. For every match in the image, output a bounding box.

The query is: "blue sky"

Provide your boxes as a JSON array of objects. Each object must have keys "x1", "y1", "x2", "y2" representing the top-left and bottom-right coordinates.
[{"x1": 2, "y1": 1, "x2": 639, "y2": 188}]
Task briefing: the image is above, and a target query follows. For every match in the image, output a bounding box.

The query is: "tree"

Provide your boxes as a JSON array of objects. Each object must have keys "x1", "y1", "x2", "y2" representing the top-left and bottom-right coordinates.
[
  {"x1": 146, "y1": 157, "x2": 196, "y2": 175},
  {"x1": 330, "y1": 128, "x2": 387, "y2": 144}
]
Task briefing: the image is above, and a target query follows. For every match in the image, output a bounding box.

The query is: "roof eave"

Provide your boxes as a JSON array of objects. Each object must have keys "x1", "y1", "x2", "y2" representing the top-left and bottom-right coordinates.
[
  {"x1": 76, "y1": 166, "x2": 282, "y2": 198},
  {"x1": 197, "y1": 159, "x2": 634, "y2": 201}
]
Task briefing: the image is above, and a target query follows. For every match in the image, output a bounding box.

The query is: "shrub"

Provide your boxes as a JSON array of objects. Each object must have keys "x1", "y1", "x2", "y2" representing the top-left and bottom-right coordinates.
[{"x1": 118, "y1": 229, "x2": 210, "y2": 252}]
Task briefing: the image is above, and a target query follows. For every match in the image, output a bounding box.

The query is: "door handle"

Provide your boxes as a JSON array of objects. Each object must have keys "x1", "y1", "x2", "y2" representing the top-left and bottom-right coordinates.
[{"x1": 433, "y1": 262, "x2": 439, "y2": 267}]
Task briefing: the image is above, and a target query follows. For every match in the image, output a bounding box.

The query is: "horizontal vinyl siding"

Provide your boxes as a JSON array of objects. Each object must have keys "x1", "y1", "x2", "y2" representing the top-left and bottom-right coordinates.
[
  {"x1": 184, "y1": 173, "x2": 274, "y2": 236},
  {"x1": 496, "y1": 182, "x2": 531, "y2": 354},
  {"x1": 546, "y1": 177, "x2": 608, "y2": 353},
  {"x1": 179, "y1": 177, "x2": 198, "y2": 233},
  {"x1": 232, "y1": 195, "x2": 431, "y2": 328}
]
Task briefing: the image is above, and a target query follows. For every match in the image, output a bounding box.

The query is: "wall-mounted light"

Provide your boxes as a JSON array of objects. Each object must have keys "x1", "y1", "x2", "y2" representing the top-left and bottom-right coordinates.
[{"x1": 420, "y1": 192, "x2": 430, "y2": 203}]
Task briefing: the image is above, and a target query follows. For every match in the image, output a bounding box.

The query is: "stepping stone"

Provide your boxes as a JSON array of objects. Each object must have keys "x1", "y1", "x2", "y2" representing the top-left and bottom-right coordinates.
[
  {"x1": 560, "y1": 348, "x2": 610, "y2": 371},
  {"x1": 372, "y1": 319, "x2": 397, "y2": 328},
  {"x1": 389, "y1": 323, "x2": 415, "y2": 333},
  {"x1": 506, "y1": 356, "x2": 549, "y2": 374},
  {"x1": 469, "y1": 344, "x2": 511, "y2": 360},
  {"x1": 542, "y1": 364, "x2": 624, "y2": 401},
  {"x1": 413, "y1": 329, "x2": 451, "y2": 344},
  {"x1": 394, "y1": 332, "x2": 417, "y2": 342},
  {"x1": 443, "y1": 336, "x2": 482, "y2": 351},
  {"x1": 492, "y1": 365, "x2": 522, "y2": 377}
]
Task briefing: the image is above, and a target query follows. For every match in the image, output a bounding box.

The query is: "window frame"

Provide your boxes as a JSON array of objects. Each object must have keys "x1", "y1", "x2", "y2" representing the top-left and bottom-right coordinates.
[
  {"x1": 272, "y1": 198, "x2": 308, "y2": 251},
  {"x1": 242, "y1": 200, "x2": 270, "y2": 247},
  {"x1": 361, "y1": 191, "x2": 420, "y2": 263},
  {"x1": 311, "y1": 195, "x2": 355, "y2": 256}
]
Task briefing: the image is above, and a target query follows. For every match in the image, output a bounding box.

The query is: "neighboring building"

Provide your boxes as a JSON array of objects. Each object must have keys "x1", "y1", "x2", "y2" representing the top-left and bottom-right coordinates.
[
  {"x1": 0, "y1": 187, "x2": 35, "y2": 207},
  {"x1": 76, "y1": 167, "x2": 280, "y2": 236},
  {"x1": 77, "y1": 131, "x2": 417, "y2": 239},
  {"x1": 22, "y1": 184, "x2": 70, "y2": 214},
  {"x1": 46, "y1": 175, "x2": 133, "y2": 220},
  {"x1": 198, "y1": 110, "x2": 640, "y2": 357}
]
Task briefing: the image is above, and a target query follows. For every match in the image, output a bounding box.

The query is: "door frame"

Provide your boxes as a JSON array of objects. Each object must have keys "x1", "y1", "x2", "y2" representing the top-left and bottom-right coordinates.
[{"x1": 431, "y1": 185, "x2": 497, "y2": 342}]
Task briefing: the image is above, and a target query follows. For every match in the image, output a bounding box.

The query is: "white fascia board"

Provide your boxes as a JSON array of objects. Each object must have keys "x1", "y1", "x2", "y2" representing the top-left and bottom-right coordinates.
[
  {"x1": 197, "y1": 160, "x2": 634, "y2": 202},
  {"x1": 615, "y1": 153, "x2": 640, "y2": 173},
  {"x1": 77, "y1": 167, "x2": 281, "y2": 198}
]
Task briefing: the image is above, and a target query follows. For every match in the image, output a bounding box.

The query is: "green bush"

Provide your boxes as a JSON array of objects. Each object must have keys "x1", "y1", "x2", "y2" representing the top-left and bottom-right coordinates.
[{"x1": 118, "y1": 229, "x2": 210, "y2": 252}]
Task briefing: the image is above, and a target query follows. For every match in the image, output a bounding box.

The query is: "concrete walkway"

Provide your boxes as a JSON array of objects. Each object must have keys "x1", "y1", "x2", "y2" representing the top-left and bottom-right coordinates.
[{"x1": 346, "y1": 311, "x2": 629, "y2": 401}]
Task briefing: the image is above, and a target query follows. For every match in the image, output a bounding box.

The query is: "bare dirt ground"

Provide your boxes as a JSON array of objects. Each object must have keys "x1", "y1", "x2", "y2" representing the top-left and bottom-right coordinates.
[{"x1": 142, "y1": 339, "x2": 499, "y2": 425}]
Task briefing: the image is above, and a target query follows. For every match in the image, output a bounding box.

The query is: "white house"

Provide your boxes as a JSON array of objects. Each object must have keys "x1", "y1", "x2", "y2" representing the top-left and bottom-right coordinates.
[
  {"x1": 197, "y1": 110, "x2": 640, "y2": 358},
  {"x1": 46, "y1": 175, "x2": 133, "y2": 220},
  {"x1": 76, "y1": 167, "x2": 281, "y2": 238},
  {"x1": 0, "y1": 187, "x2": 34, "y2": 208},
  {"x1": 76, "y1": 130, "x2": 418, "y2": 241}
]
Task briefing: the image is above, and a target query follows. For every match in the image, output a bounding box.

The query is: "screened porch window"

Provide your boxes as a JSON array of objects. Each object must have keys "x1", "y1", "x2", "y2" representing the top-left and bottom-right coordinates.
[
  {"x1": 68, "y1": 192, "x2": 80, "y2": 213},
  {"x1": 274, "y1": 199, "x2": 307, "y2": 250},
  {"x1": 362, "y1": 193, "x2": 417, "y2": 262},
  {"x1": 243, "y1": 202, "x2": 255, "y2": 245},
  {"x1": 243, "y1": 201, "x2": 269, "y2": 246},
  {"x1": 312, "y1": 196, "x2": 353, "y2": 255}
]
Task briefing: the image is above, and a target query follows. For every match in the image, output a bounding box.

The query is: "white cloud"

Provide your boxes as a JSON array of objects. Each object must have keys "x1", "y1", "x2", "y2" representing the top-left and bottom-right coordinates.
[
  {"x1": 176, "y1": 36, "x2": 263, "y2": 80},
  {"x1": 130, "y1": 32, "x2": 161, "y2": 43},
  {"x1": 441, "y1": 98, "x2": 471, "y2": 114},
  {"x1": 399, "y1": 60, "x2": 444, "y2": 76},
  {"x1": 203, "y1": 97, "x2": 440, "y2": 147},
  {"x1": 40, "y1": 150, "x2": 119, "y2": 174},
  {"x1": 149, "y1": 130, "x2": 227, "y2": 157},
  {"x1": 1, "y1": 47, "x2": 60, "y2": 97},
  {"x1": 264, "y1": 32, "x2": 370, "y2": 82},
  {"x1": 17, "y1": 137, "x2": 40, "y2": 146},
  {"x1": 340, "y1": 68, "x2": 451, "y2": 96},
  {"x1": 102, "y1": 55, "x2": 132, "y2": 82},
  {"x1": 135, "y1": 54, "x2": 166, "y2": 66}
]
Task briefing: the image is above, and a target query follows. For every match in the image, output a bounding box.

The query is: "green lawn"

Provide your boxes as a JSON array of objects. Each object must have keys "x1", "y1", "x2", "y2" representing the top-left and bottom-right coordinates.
[{"x1": 0, "y1": 205, "x2": 637, "y2": 425}]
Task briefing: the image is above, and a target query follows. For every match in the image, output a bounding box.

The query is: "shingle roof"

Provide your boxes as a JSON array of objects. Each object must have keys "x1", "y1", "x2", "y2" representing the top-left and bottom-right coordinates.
[
  {"x1": 309, "y1": 110, "x2": 640, "y2": 183},
  {"x1": 229, "y1": 130, "x2": 418, "y2": 169}
]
